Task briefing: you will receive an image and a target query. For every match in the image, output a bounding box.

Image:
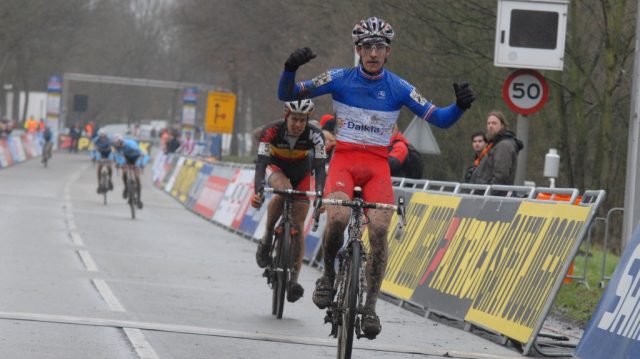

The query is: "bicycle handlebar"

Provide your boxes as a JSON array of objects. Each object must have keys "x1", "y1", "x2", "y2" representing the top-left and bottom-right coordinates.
[
  {"x1": 311, "y1": 196, "x2": 407, "y2": 238},
  {"x1": 317, "y1": 198, "x2": 398, "y2": 211},
  {"x1": 264, "y1": 188, "x2": 318, "y2": 198}
]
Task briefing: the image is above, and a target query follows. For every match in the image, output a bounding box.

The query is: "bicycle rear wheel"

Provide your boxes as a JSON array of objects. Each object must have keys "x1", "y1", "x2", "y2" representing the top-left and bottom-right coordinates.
[
  {"x1": 337, "y1": 242, "x2": 361, "y2": 359},
  {"x1": 128, "y1": 178, "x2": 136, "y2": 219},
  {"x1": 271, "y1": 224, "x2": 290, "y2": 319}
]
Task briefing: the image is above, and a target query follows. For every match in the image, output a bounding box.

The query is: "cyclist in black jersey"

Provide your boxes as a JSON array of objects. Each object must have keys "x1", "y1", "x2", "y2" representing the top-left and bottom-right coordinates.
[{"x1": 252, "y1": 99, "x2": 327, "y2": 303}]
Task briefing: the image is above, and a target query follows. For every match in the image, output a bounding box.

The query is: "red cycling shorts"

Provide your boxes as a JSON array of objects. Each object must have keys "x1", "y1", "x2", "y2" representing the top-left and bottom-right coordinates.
[
  {"x1": 324, "y1": 142, "x2": 393, "y2": 204},
  {"x1": 267, "y1": 164, "x2": 313, "y2": 201}
]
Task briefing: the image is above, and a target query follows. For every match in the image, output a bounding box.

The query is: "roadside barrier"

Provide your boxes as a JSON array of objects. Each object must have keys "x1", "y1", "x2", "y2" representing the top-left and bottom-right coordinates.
[
  {"x1": 575, "y1": 224, "x2": 640, "y2": 359},
  {"x1": 153, "y1": 154, "x2": 605, "y2": 355},
  {"x1": 0, "y1": 133, "x2": 42, "y2": 169}
]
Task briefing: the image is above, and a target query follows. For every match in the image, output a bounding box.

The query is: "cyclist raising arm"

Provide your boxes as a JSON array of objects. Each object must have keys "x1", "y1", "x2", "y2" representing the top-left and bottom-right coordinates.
[
  {"x1": 253, "y1": 99, "x2": 326, "y2": 303},
  {"x1": 278, "y1": 17, "x2": 475, "y2": 339},
  {"x1": 113, "y1": 135, "x2": 144, "y2": 209}
]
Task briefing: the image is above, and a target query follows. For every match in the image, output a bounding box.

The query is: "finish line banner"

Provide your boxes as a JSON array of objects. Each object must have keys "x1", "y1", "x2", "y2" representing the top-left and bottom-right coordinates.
[
  {"x1": 575, "y1": 225, "x2": 640, "y2": 359},
  {"x1": 382, "y1": 191, "x2": 593, "y2": 347}
]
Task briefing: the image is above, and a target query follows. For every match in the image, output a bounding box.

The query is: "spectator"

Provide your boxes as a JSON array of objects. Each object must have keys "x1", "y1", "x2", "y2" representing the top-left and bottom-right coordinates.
[
  {"x1": 24, "y1": 116, "x2": 38, "y2": 134},
  {"x1": 69, "y1": 122, "x2": 82, "y2": 153},
  {"x1": 388, "y1": 124, "x2": 409, "y2": 177},
  {"x1": 165, "y1": 131, "x2": 181, "y2": 154},
  {"x1": 469, "y1": 111, "x2": 523, "y2": 185},
  {"x1": 463, "y1": 131, "x2": 488, "y2": 182},
  {"x1": 178, "y1": 131, "x2": 195, "y2": 156},
  {"x1": 84, "y1": 121, "x2": 94, "y2": 138},
  {"x1": 319, "y1": 114, "x2": 336, "y2": 160}
]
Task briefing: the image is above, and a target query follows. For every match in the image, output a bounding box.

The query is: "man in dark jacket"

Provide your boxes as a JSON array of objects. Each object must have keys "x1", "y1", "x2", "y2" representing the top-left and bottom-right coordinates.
[
  {"x1": 470, "y1": 111, "x2": 523, "y2": 185},
  {"x1": 165, "y1": 131, "x2": 181, "y2": 154},
  {"x1": 464, "y1": 131, "x2": 488, "y2": 182}
]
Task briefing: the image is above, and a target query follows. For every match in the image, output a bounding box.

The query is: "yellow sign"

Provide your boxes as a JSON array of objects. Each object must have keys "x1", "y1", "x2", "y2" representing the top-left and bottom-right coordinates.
[{"x1": 205, "y1": 92, "x2": 236, "y2": 134}]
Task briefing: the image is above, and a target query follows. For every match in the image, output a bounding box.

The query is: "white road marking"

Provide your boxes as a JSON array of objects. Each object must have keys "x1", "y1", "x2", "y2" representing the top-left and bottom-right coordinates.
[
  {"x1": 0, "y1": 311, "x2": 520, "y2": 359},
  {"x1": 69, "y1": 231, "x2": 84, "y2": 246},
  {"x1": 123, "y1": 328, "x2": 160, "y2": 359},
  {"x1": 64, "y1": 164, "x2": 159, "y2": 359},
  {"x1": 91, "y1": 279, "x2": 125, "y2": 312},
  {"x1": 77, "y1": 250, "x2": 98, "y2": 272}
]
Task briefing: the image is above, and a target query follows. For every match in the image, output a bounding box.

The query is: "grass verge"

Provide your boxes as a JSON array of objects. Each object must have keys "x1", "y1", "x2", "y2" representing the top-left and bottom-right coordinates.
[{"x1": 551, "y1": 244, "x2": 620, "y2": 327}]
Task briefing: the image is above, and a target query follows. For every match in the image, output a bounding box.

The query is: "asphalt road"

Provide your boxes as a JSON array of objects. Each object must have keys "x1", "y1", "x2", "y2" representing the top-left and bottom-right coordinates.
[{"x1": 0, "y1": 152, "x2": 526, "y2": 358}]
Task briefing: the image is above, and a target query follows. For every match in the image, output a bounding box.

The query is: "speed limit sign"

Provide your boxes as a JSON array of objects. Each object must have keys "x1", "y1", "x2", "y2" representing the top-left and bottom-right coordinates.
[{"x1": 502, "y1": 69, "x2": 549, "y2": 115}]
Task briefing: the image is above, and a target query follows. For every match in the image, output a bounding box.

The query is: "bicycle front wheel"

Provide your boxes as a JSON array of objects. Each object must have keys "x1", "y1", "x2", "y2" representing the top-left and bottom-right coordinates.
[
  {"x1": 271, "y1": 226, "x2": 289, "y2": 319},
  {"x1": 128, "y1": 179, "x2": 136, "y2": 219},
  {"x1": 100, "y1": 172, "x2": 108, "y2": 205},
  {"x1": 337, "y1": 242, "x2": 361, "y2": 359}
]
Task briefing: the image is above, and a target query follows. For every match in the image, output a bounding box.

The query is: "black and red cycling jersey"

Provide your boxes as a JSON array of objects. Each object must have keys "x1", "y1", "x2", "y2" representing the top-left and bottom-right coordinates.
[{"x1": 254, "y1": 119, "x2": 326, "y2": 194}]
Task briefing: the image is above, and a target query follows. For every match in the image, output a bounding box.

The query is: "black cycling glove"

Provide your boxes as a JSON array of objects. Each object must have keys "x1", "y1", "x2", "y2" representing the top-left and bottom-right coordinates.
[
  {"x1": 454, "y1": 82, "x2": 475, "y2": 110},
  {"x1": 284, "y1": 47, "x2": 316, "y2": 72}
]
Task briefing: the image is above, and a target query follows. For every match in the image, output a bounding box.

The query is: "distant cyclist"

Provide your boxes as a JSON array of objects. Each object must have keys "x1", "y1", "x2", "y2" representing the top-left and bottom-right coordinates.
[
  {"x1": 113, "y1": 135, "x2": 144, "y2": 209},
  {"x1": 252, "y1": 99, "x2": 327, "y2": 303},
  {"x1": 41, "y1": 126, "x2": 53, "y2": 163},
  {"x1": 277, "y1": 17, "x2": 475, "y2": 338},
  {"x1": 92, "y1": 129, "x2": 114, "y2": 193}
]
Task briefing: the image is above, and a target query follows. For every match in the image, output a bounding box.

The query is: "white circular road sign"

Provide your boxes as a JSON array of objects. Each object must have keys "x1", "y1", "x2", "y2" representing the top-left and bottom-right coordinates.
[{"x1": 502, "y1": 69, "x2": 549, "y2": 115}]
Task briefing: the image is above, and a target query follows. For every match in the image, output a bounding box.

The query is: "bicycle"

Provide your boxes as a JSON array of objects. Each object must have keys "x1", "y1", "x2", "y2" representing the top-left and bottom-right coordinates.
[
  {"x1": 261, "y1": 187, "x2": 318, "y2": 319},
  {"x1": 312, "y1": 187, "x2": 405, "y2": 359},
  {"x1": 123, "y1": 164, "x2": 139, "y2": 219},
  {"x1": 97, "y1": 159, "x2": 111, "y2": 205},
  {"x1": 42, "y1": 141, "x2": 53, "y2": 167}
]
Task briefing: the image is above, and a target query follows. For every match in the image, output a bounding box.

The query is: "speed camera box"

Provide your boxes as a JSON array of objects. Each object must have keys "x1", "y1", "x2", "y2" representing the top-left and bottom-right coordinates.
[{"x1": 494, "y1": 0, "x2": 569, "y2": 71}]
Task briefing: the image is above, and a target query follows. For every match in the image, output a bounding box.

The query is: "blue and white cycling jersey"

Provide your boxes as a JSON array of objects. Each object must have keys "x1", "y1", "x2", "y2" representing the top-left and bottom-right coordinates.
[
  {"x1": 118, "y1": 139, "x2": 141, "y2": 158},
  {"x1": 278, "y1": 66, "x2": 464, "y2": 147},
  {"x1": 114, "y1": 138, "x2": 146, "y2": 166}
]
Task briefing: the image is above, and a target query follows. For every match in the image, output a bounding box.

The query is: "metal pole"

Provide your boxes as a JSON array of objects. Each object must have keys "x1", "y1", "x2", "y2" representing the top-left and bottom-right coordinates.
[
  {"x1": 514, "y1": 114, "x2": 529, "y2": 185},
  {"x1": 60, "y1": 76, "x2": 69, "y2": 132},
  {"x1": 622, "y1": 2, "x2": 640, "y2": 251}
]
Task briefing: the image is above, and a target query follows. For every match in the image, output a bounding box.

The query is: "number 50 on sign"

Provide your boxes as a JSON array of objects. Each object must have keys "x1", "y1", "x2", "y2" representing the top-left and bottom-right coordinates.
[{"x1": 502, "y1": 69, "x2": 549, "y2": 115}]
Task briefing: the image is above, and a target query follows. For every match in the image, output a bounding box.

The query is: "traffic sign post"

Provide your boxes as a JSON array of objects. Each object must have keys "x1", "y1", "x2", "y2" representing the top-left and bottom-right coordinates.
[
  {"x1": 503, "y1": 69, "x2": 549, "y2": 185},
  {"x1": 205, "y1": 91, "x2": 236, "y2": 134}
]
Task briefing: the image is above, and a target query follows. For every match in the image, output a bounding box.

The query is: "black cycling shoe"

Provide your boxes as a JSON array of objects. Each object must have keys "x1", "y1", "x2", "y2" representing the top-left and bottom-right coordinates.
[
  {"x1": 312, "y1": 275, "x2": 335, "y2": 309},
  {"x1": 361, "y1": 307, "x2": 382, "y2": 339},
  {"x1": 122, "y1": 188, "x2": 127, "y2": 199},
  {"x1": 255, "y1": 242, "x2": 271, "y2": 268},
  {"x1": 287, "y1": 283, "x2": 304, "y2": 303},
  {"x1": 108, "y1": 180, "x2": 114, "y2": 191},
  {"x1": 137, "y1": 200, "x2": 143, "y2": 209},
  {"x1": 97, "y1": 186, "x2": 102, "y2": 194}
]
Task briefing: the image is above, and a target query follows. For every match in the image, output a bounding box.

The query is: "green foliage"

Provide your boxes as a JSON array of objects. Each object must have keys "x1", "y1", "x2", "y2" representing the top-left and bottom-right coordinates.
[{"x1": 551, "y1": 245, "x2": 621, "y2": 326}]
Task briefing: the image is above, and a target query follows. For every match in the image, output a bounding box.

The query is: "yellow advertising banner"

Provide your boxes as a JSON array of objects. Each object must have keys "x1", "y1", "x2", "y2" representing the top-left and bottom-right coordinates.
[
  {"x1": 382, "y1": 192, "x2": 461, "y2": 300},
  {"x1": 464, "y1": 201, "x2": 591, "y2": 343},
  {"x1": 205, "y1": 92, "x2": 236, "y2": 134}
]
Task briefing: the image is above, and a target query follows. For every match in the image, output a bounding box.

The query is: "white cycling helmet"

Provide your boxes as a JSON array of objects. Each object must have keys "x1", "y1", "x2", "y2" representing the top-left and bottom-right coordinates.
[
  {"x1": 113, "y1": 134, "x2": 123, "y2": 143},
  {"x1": 97, "y1": 128, "x2": 107, "y2": 136},
  {"x1": 352, "y1": 17, "x2": 394, "y2": 45},
  {"x1": 284, "y1": 99, "x2": 315, "y2": 115}
]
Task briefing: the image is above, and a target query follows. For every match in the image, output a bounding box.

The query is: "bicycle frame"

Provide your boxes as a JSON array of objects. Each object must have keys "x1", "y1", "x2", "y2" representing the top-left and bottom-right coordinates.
[
  {"x1": 262, "y1": 187, "x2": 317, "y2": 319},
  {"x1": 313, "y1": 189, "x2": 405, "y2": 359},
  {"x1": 124, "y1": 164, "x2": 138, "y2": 219},
  {"x1": 97, "y1": 159, "x2": 111, "y2": 204}
]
